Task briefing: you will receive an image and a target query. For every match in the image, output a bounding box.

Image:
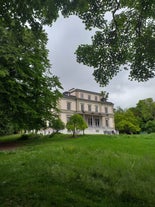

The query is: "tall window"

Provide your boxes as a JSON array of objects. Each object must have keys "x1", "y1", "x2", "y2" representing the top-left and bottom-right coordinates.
[
  {"x1": 81, "y1": 103, "x2": 84, "y2": 112},
  {"x1": 80, "y1": 93, "x2": 84, "y2": 98},
  {"x1": 105, "y1": 107, "x2": 108, "y2": 114},
  {"x1": 105, "y1": 119, "x2": 109, "y2": 127},
  {"x1": 67, "y1": 102, "x2": 71, "y2": 110},
  {"x1": 95, "y1": 105, "x2": 98, "y2": 112},
  {"x1": 95, "y1": 118, "x2": 100, "y2": 127},
  {"x1": 88, "y1": 95, "x2": 91, "y2": 100},
  {"x1": 66, "y1": 115, "x2": 71, "y2": 122},
  {"x1": 88, "y1": 117, "x2": 93, "y2": 126},
  {"x1": 88, "y1": 104, "x2": 91, "y2": 112},
  {"x1": 95, "y1": 96, "x2": 98, "y2": 101}
]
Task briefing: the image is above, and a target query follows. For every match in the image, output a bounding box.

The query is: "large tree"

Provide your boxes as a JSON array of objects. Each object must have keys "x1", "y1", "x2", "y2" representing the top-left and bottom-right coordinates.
[
  {"x1": 0, "y1": 16, "x2": 62, "y2": 133},
  {"x1": 0, "y1": 0, "x2": 87, "y2": 133},
  {"x1": 114, "y1": 108, "x2": 140, "y2": 134},
  {"x1": 76, "y1": 0, "x2": 155, "y2": 86},
  {"x1": 2, "y1": 1, "x2": 155, "y2": 88},
  {"x1": 133, "y1": 98, "x2": 155, "y2": 131}
]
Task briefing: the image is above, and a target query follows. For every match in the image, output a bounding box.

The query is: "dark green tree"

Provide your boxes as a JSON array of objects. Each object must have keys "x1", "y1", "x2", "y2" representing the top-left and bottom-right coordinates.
[
  {"x1": 145, "y1": 120, "x2": 155, "y2": 133},
  {"x1": 115, "y1": 108, "x2": 140, "y2": 134},
  {"x1": 0, "y1": 19, "x2": 62, "y2": 134},
  {"x1": 134, "y1": 98, "x2": 155, "y2": 132},
  {"x1": 66, "y1": 114, "x2": 88, "y2": 137},
  {"x1": 76, "y1": 1, "x2": 155, "y2": 86},
  {"x1": 2, "y1": 1, "x2": 155, "y2": 88},
  {"x1": 50, "y1": 118, "x2": 65, "y2": 134}
]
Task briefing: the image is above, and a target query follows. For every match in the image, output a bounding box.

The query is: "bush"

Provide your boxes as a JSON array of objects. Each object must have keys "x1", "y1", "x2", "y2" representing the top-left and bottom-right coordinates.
[{"x1": 19, "y1": 133, "x2": 42, "y2": 141}]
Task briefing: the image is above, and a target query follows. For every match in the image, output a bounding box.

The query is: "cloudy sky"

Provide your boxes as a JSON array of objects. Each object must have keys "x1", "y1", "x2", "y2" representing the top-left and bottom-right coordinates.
[{"x1": 45, "y1": 15, "x2": 155, "y2": 109}]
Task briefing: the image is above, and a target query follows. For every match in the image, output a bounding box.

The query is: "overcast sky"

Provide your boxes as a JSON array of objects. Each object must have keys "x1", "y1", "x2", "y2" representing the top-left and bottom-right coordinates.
[{"x1": 45, "y1": 15, "x2": 155, "y2": 109}]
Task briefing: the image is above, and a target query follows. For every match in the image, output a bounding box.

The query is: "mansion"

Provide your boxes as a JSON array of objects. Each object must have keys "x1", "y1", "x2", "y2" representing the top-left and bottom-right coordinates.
[{"x1": 58, "y1": 88, "x2": 115, "y2": 134}]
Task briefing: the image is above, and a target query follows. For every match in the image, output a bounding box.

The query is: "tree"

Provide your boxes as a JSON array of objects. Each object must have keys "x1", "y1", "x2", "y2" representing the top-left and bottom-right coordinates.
[
  {"x1": 114, "y1": 108, "x2": 140, "y2": 134},
  {"x1": 0, "y1": 18, "x2": 62, "y2": 133},
  {"x1": 100, "y1": 91, "x2": 109, "y2": 102},
  {"x1": 50, "y1": 118, "x2": 65, "y2": 134},
  {"x1": 134, "y1": 98, "x2": 155, "y2": 132},
  {"x1": 75, "y1": 1, "x2": 155, "y2": 86},
  {"x1": 2, "y1": 1, "x2": 155, "y2": 88},
  {"x1": 145, "y1": 120, "x2": 155, "y2": 133},
  {"x1": 66, "y1": 114, "x2": 88, "y2": 137}
]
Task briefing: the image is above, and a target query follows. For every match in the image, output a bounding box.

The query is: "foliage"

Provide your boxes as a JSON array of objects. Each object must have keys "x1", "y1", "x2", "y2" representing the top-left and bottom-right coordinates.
[
  {"x1": 0, "y1": 134, "x2": 155, "y2": 207},
  {"x1": 115, "y1": 98, "x2": 155, "y2": 134},
  {"x1": 2, "y1": 1, "x2": 155, "y2": 88},
  {"x1": 50, "y1": 118, "x2": 65, "y2": 134},
  {"x1": 75, "y1": 1, "x2": 155, "y2": 86},
  {"x1": 115, "y1": 108, "x2": 140, "y2": 134},
  {"x1": 145, "y1": 120, "x2": 155, "y2": 133},
  {"x1": 133, "y1": 98, "x2": 155, "y2": 131},
  {"x1": 100, "y1": 90, "x2": 109, "y2": 102},
  {"x1": 19, "y1": 133, "x2": 43, "y2": 141},
  {"x1": 0, "y1": 3, "x2": 63, "y2": 134},
  {"x1": 66, "y1": 114, "x2": 88, "y2": 137}
]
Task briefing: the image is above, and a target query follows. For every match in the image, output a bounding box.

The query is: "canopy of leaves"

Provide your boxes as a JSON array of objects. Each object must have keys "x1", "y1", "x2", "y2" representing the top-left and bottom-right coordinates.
[
  {"x1": 0, "y1": 16, "x2": 62, "y2": 133},
  {"x1": 75, "y1": 0, "x2": 155, "y2": 86},
  {"x1": 116, "y1": 98, "x2": 155, "y2": 134},
  {"x1": 115, "y1": 108, "x2": 140, "y2": 134},
  {"x1": 133, "y1": 98, "x2": 155, "y2": 131},
  {"x1": 145, "y1": 120, "x2": 155, "y2": 133},
  {"x1": 50, "y1": 118, "x2": 65, "y2": 133},
  {"x1": 66, "y1": 114, "x2": 88, "y2": 136}
]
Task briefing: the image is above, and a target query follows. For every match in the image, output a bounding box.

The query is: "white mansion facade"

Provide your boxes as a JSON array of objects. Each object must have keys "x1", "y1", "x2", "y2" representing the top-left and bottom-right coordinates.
[{"x1": 59, "y1": 88, "x2": 115, "y2": 134}]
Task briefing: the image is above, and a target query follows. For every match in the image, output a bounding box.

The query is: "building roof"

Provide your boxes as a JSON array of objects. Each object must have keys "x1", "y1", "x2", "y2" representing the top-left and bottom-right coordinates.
[
  {"x1": 63, "y1": 89, "x2": 114, "y2": 105},
  {"x1": 68, "y1": 88, "x2": 101, "y2": 96}
]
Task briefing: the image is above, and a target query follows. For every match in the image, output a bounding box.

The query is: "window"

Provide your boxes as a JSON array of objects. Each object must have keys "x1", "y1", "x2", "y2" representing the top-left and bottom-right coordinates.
[
  {"x1": 95, "y1": 96, "x2": 98, "y2": 101},
  {"x1": 88, "y1": 95, "x2": 91, "y2": 100},
  {"x1": 105, "y1": 119, "x2": 109, "y2": 127},
  {"x1": 66, "y1": 115, "x2": 71, "y2": 122},
  {"x1": 88, "y1": 104, "x2": 91, "y2": 112},
  {"x1": 80, "y1": 103, "x2": 84, "y2": 112},
  {"x1": 105, "y1": 107, "x2": 108, "y2": 114},
  {"x1": 95, "y1": 118, "x2": 100, "y2": 127},
  {"x1": 88, "y1": 117, "x2": 93, "y2": 126},
  {"x1": 95, "y1": 105, "x2": 98, "y2": 113},
  {"x1": 67, "y1": 102, "x2": 71, "y2": 110},
  {"x1": 80, "y1": 93, "x2": 84, "y2": 98}
]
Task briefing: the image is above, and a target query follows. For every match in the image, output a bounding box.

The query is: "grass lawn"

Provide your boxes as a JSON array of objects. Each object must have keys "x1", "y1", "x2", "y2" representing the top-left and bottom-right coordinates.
[{"x1": 0, "y1": 133, "x2": 155, "y2": 207}]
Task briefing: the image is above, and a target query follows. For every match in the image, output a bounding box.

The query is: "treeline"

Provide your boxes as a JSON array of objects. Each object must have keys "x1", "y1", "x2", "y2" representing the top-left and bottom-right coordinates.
[{"x1": 115, "y1": 98, "x2": 155, "y2": 134}]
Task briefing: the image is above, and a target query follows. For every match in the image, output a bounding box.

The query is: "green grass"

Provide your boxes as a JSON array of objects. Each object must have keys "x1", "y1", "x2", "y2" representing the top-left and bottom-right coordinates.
[{"x1": 0, "y1": 133, "x2": 155, "y2": 207}]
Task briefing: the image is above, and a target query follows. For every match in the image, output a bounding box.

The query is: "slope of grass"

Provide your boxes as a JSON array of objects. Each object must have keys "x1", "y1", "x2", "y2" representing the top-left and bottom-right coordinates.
[{"x1": 0, "y1": 133, "x2": 155, "y2": 207}]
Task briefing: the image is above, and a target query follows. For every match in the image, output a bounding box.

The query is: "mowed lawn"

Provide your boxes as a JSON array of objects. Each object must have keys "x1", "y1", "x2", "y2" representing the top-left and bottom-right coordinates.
[{"x1": 0, "y1": 133, "x2": 155, "y2": 207}]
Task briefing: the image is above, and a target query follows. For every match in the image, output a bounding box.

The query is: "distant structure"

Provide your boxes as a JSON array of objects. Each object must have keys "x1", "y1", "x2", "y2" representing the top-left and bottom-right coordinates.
[{"x1": 59, "y1": 88, "x2": 115, "y2": 134}]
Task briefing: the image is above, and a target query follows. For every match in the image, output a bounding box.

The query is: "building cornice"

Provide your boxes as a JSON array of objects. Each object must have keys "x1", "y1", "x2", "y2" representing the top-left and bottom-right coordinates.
[
  {"x1": 68, "y1": 88, "x2": 101, "y2": 96},
  {"x1": 62, "y1": 95, "x2": 113, "y2": 105}
]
